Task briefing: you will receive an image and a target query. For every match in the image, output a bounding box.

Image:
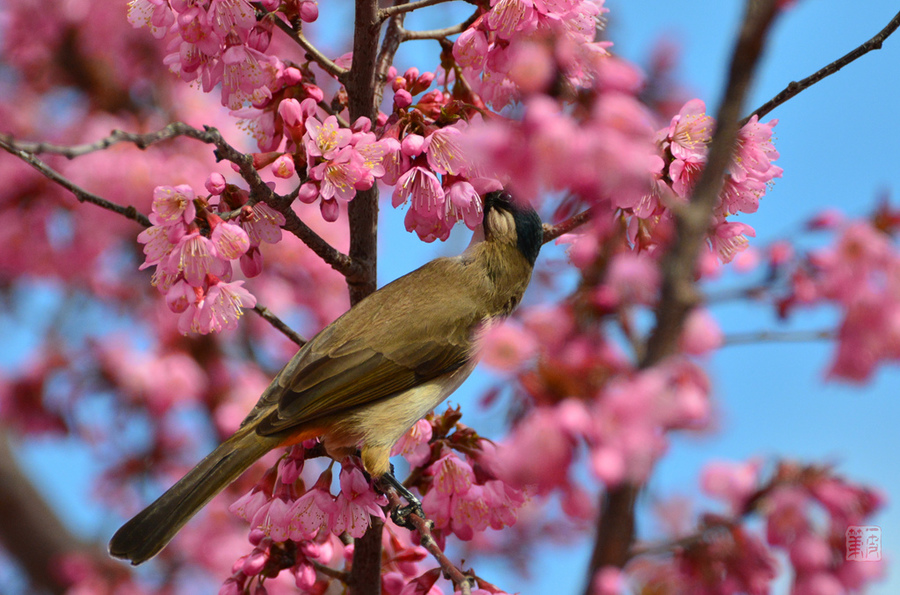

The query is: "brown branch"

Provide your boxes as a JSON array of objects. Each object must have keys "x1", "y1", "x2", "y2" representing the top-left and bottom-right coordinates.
[
  {"x1": 251, "y1": 305, "x2": 307, "y2": 345},
  {"x1": 0, "y1": 429, "x2": 128, "y2": 594},
  {"x1": 744, "y1": 9, "x2": 900, "y2": 123},
  {"x1": 374, "y1": 0, "x2": 410, "y2": 109},
  {"x1": 398, "y1": 11, "x2": 480, "y2": 41},
  {"x1": 266, "y1": 12, "x2": 349, "y2": 81},
  {"x1": 379, "y1": 0, "x2": 458, "y2": 21},
  {"x1": 310, "y1": 558, "x2": 350, "y2": 583},
  {"x1": 542, "y1": 207, "x2": 595, "y2": 244},
  {"x1": 384, "y1": 492, "x2": 473, "y2": 594},
  {"x1": 0, "y1": 137, "x2": 152, "y2": 227},
  {"x1": 584, "y1": 1, "x2": 780, "y2": 588},
  {"x1": 722, "y1": 328, "x2": 835, "y2": 346},
  {"x1": 345, "y1": 2, "x2": 384, "y2": 591}
]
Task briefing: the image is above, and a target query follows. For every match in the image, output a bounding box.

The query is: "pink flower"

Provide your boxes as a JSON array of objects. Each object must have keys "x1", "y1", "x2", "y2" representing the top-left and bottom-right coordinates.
[
  {"x1": 150, "y1": 184, "x2": 196, "y2": 225},
  {"x1": 211, "y1": 220, "x2": 250, "y2": 260},
  {"x1": 165, "y1": 279, "x2": 195, "y2": 313},
  {"x1": 425, "y1": 125, "x2": 469, "y2": 176},
  {"x1": 305, "y1": 115, "x2": 352, "y2": 161},
  {"x1": 391, "y1": 419, "x2": 433, "y2": 467},
  {"x1": 127, "y1": 0, "x2": 174, "y2": 38},
  {"x1": 217, "y1": 45, "x2": 278, "y2": 109},
  {"x1": 207, "y1": 0, "x2": 256, "y2": 37},
  {"x1": 452, "y1": 28, "x2": 489, "y2": 70},
  {"x1": 661, "y1": 99, "x2": 714, "y2": 162},
  {"x1": 700, "y1": 459, "x2": 761, "y2": 513},
  {"x1": 479, "y1": 319, "x2": 538, "y2": 372},
  {"x1": 595, "y1": 251, "x2": 660, "y2": 307},
  {"x1": 331, "y1": 467, "x2": 385, "y2": 538},
  {"x1": 444, "y1": 182, "x2": 483, "y2": 229},
  {"x1": 487, "y1": 0, "x2": 537, "y2": 40},
  {"x1": 288, "y1": 470, "x2": 336, "y2": 540},
  {"x1": 241, "y1": 202, "x2": 285, "y2": 245},
  {"x1": 137, "y1": 224, "x2": 178, "y2": 270},
  {"x1": 680, "y1": 308, "x2": 723, "y2": 355},
  {"x1": 311, "y1": 147, "x2": 367, "y2": 203},
  {"x1": 230, "y1": 488, "x2": 269, "y2": 522},
  {"x1": 709, "y1": 220, "x2": 756, "y2": 264},
  {"x1": 202, "y1": 279, "x2": 257, "y2": 332},
  {"x1": 166, "y1": 231, "x2": 229, "y2": 286},
  {"x1": 393, "y1": 166, "x2": 444, "y2": 217}
]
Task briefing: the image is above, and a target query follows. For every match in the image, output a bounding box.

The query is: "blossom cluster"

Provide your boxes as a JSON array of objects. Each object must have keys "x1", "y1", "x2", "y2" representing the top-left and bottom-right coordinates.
[
  {"x1": 452, "y1": 0, "x2": 612, "y2": 108},
  {"x1": 219, "y1": 411, "x2": 525, "y2": 594},
  {"x1": 632, "y1": 461, "x2": 883, "y2": 595},
  {"x1": 137, "y1": 183, "x2": 284, "y2": 334},
  {"x1": 655, "y1": 99, "x2": 783, "y2": 263},
  {"x1": 127, "y1": 0, "x2": 317, "y2": 110}
]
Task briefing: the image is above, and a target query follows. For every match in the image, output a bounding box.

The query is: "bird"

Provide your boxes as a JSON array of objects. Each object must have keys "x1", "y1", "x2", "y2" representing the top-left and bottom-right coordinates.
[{"x1": 108, "y1": 190, "x2": 543, "y2": 565}]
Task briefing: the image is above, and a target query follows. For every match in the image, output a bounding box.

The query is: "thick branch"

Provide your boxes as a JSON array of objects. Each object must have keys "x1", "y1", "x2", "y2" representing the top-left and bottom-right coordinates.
[
  {"x1": 745, "y1": 9, "x2": 900, "y2": 123},
  {"x1": 345, "y1": 2, "x2": 384, "y2": 591},
  {"x1": 584, "y1": 1, "x2": 780, "y2": 588},
  {"x1": 0, "y1": 429, "x2": 126, "y2": 594}
]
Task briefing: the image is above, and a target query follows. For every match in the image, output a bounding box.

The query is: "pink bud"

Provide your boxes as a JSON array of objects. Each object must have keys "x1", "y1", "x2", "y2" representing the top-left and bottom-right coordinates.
[
  {"x1": 320, "y1": 198, "x2": 339, "y2": 222},
  {"x1": 400, "y1": 133, "x2": 425, "y2": 157},
  {"x1": 205, "y1": 173, "x2": 226, "y2": 195},
  {"x1": 303, "y1": 83, "x2": 324, "y2": 103},
  {"x1": 283, "y1": 67, "x2": 303, "y2": 85},
  {"x1": 242, "y1": 549, "x2": 267, "y2": 575},
  {"x1": 394, "y1": 89, "x2": 412, "y2": 109},
  {"x1": 403, "y1": 66, "x2": 419, "y2": 81},
  {"x1": 391, "y1": 76, "x2": 407, "y2": 92},
  {"x1": 165, "y1": 280, "x2": 195, "y2": 313},
  {"x1": 272, "y1": 154, "x2": 296, "y2": 179},
  {"x1": 299, "y1": 1, "x2": 318, "y2": 22},
  {"x1": 351, "y1": 116, "x2": 372, "y2": 133},
  {"x1": 278, "y1": 98, "x2": 304, "y2": 127},
  {"x1": 297, "y1": 182, "x2": 320, "y2": 204},
  {"x1": 240, "y1": 247, "x2": 263, "y2": 277}
]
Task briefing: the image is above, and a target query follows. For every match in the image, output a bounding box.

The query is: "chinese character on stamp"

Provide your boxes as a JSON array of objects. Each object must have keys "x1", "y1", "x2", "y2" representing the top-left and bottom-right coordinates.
[{"x1": 846, "y1": 526, "x2": 881, "y2": 561}]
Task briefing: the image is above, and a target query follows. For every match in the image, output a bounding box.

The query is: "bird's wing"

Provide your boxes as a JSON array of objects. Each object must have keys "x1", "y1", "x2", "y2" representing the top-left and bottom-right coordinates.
[{"x1": 253, "y1": 258, "x2": 482, "y2": 436}]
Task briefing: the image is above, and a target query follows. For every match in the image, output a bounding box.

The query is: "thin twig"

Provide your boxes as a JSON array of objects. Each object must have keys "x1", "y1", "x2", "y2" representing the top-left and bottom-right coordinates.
[
  {"x1": 378, "y1": 0, "x2": 456, "y2": 21},
  {"x1": 375, "y1": 0, "x2": 409, "y2": 108},
  {"x1": 542, "y1": 207, "x2": 595, "y2": 243},
  {"x1": 384, "y1": 492, "x2": 473, "y2": 594},
  {"x1": 259, "y1": 7, "x2": 348, "y2": 81},
  {"x1": 722, "y1": 328, "x2": 835, "y2": 346},
  {"x1": 309, "y1": 559, "x2": 350, "y2": 583},
  {"x1": 744, "y1": 9, "x2": 900, "y2": 123},
  {"x1": 251, "y1": 306, "x2": 307, "y2": 345},
  {"x1": 0, "y1": 138, "x2": 152, "y2": 227},
  {"x1": 398, "y1": 10, "x2": 480, "y2": 41}
]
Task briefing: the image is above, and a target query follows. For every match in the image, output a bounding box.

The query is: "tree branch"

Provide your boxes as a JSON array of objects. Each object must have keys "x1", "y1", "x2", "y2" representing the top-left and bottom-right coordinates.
[
  {"x1": 584, "y1": 0, "x2": 781, "y2": 588},
  {"x1": 374, "y1": 0, "x2": 410, "y2": 109},
  {"x1": 723, "y1": 328, "x2": 835, "y2": 346},
  {"x1": 384, "y1": 492, "x2": 473, "y2": 594},
  {"x1": 542, "y1": 207, "x2": 595, "y2": 244},
  {"x1": 251, "y1": 305, "x2": 307, "y2": 345},
  {"x1": 0, "y1": 137, "x2": 152, "y2": 227},
  {"x1": 744, "y1": 9, "x2": 900, "y2": 123},
  {"x1": 398, "y1": 10, "x2": 480, "y2": 41},
  {"x1": 378, "y1": 0, "x2": 457, "y2": 22},
  {"x1": 0, "y1": 429, "x2": 127, "y2": 594},
  {"x1": 266, "y1": 12, "x2": 349, "y2": 81}
]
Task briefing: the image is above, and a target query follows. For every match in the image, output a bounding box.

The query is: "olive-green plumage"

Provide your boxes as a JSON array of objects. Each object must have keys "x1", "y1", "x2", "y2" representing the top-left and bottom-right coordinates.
[{"x1": 108, "y1": 191, "x2": 542, "y2": 565}]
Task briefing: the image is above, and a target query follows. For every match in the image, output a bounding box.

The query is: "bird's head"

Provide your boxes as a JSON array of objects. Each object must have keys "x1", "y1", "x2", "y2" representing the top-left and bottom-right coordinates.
[{"x1": 481, "y1": 190, "x2": 543, "y2": 266}]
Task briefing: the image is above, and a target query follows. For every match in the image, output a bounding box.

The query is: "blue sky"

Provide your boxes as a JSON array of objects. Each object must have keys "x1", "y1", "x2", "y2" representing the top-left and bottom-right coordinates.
[{"x1": 8, "y1": 1, "x2": 900, "y2": 593}]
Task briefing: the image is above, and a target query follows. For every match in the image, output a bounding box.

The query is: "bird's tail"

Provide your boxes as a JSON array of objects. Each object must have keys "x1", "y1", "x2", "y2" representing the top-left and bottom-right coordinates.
[{"x1": 108, "y1": 429, "x2": 276, "y2": 565}]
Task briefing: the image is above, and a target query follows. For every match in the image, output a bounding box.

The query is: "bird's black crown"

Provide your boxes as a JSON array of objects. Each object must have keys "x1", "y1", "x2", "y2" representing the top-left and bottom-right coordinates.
[{"x1": 483, "y1": 190, "x2": 543, "y2": 266}]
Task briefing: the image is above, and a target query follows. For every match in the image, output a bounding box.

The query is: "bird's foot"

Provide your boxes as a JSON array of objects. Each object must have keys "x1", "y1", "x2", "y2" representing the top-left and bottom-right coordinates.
[{"x1": 380, "y1": 467, "x2": 426, "y2": 530}]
